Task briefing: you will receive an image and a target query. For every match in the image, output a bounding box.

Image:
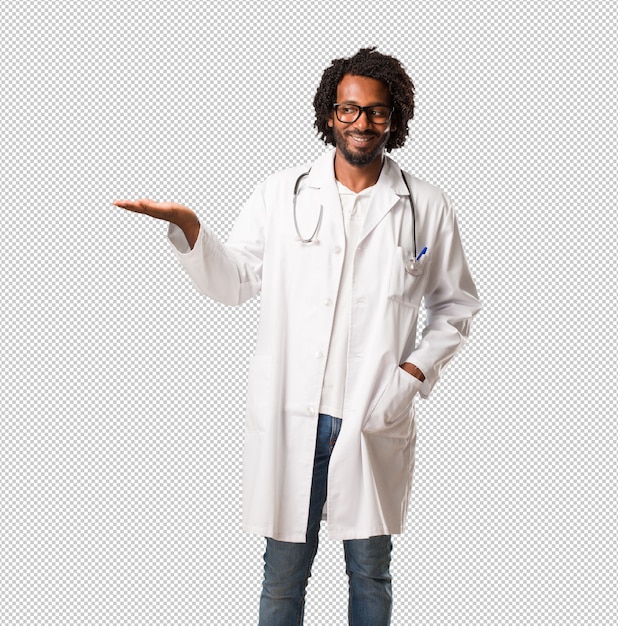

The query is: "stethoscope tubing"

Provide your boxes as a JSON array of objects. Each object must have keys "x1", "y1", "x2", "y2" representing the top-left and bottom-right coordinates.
[
  {"x1": 292, "y1": 170, "x2": 321, "y2": 244},
  {"x1": 292, "y1": 168, "x2": 417, "y2": 258}
]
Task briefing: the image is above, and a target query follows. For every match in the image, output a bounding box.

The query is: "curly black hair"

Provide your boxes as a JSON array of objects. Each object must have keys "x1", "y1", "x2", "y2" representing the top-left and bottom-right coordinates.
[{"x1": 313, "y1": 47, "x2": 415, "y2": 152}]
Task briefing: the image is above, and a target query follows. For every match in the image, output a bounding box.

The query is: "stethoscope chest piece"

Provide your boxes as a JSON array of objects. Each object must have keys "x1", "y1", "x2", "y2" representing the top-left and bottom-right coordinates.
[
  {"x1": 406, "y1": 246, "x2": 428, "y2": 276},
  {"x1": 405, "y1": 259, "x2": 423, "y2": 276}
]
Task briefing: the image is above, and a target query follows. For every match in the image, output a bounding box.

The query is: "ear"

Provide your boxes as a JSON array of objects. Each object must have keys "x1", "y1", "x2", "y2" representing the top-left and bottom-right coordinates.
[{"x1": 327, "y1": 115, "x2": 334, "y2": 128}]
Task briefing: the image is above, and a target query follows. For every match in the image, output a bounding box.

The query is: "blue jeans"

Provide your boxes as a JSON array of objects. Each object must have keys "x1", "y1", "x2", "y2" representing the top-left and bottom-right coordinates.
[{"x1": 259, "y1": 414, "x2": 393, "y2": 625}]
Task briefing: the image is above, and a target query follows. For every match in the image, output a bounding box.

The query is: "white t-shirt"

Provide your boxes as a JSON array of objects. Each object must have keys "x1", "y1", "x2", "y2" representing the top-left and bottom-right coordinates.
[{"x1": 319, "y1": 181, "x2": 374, "y2": 418}]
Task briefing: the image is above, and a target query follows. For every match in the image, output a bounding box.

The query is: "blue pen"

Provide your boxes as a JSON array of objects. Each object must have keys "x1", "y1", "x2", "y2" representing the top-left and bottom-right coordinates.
[{"x1": 416, "y1": 246, "x2": 427, "y2": 261}]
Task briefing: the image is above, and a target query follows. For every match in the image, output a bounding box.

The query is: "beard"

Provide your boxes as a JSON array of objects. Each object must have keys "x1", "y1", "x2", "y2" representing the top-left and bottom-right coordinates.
[{"x1": 333, "y1": 125, "x2": 390, "y2": 167}]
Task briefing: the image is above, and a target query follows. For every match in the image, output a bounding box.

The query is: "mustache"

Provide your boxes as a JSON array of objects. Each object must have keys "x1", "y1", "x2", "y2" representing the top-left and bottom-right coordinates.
[{"x1": 345, "y1": 130, "x2": 379, "y2": 137}]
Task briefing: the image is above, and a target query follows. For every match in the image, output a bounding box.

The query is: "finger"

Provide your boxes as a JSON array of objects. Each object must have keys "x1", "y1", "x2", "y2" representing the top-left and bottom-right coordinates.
[{"x1": 112, "y1": 198, "x2": 157, "y2": 213}]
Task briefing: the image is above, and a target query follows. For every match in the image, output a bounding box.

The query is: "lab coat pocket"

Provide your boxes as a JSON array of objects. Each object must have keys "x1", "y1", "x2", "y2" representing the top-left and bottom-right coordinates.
[
  {"x1": 364, "y1": 366, "x2": 421, "y2": 439},
  {"x1": 244, "y1": 355, "x2": 272, "y2": 433},
  {"x1": 388, "y1": 246, "x2": 429, "y2": 308}
]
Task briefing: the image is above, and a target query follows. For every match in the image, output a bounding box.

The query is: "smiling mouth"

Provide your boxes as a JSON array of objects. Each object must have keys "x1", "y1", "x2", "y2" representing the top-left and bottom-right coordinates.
[{"x1": 347, "y1": 133, "x2": 377, "y2": 145}]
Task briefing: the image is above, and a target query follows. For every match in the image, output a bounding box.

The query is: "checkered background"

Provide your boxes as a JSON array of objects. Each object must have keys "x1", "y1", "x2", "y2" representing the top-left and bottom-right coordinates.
[{"x1": 2, "y1": 1, "x2": 616, "y2": 624}]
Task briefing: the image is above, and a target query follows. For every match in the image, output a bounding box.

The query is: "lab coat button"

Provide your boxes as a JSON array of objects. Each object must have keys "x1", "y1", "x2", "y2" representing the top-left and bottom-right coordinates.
[
  {"x1": 314, "y1": 351, "x2": 324, "y2": 359},
  {"x1": 307, "y1": 406, "x2": 316, "y2": 416},
  {"x1": 323, "y1": 298, "x2": 332, "y2": 307},
  {"x1": 334, "y1": 245, "x2": 342, "y2": 254},
  {"x1": 356, "y1": 297, "x2": 366, "y2": 304}
]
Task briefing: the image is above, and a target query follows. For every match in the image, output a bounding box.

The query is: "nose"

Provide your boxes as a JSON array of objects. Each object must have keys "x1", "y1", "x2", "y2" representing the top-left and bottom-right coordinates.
[{"x1": 352, "y1": 109, "x2": 371, "y2": 130}]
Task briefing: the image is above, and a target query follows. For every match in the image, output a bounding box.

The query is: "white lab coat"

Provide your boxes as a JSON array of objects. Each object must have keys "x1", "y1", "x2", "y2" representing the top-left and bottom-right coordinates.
[{"x1": 168, "y1": 150, "x2": 480, "y2": 542}]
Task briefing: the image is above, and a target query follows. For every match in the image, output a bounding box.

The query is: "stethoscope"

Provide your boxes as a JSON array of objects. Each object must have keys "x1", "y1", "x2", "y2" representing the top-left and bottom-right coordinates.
[{"x1": 292, "y1": 168, "x2": 427, "y2": 276}]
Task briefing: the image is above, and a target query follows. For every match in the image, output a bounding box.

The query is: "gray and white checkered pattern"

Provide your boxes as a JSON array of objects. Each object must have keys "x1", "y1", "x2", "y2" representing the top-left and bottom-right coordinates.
[{"x1": 2, "y1": 0, "x2": 616, "y2": 624}]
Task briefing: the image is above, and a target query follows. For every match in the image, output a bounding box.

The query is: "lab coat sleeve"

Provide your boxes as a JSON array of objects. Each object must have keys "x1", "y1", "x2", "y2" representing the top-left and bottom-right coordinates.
[
  {"x1": 167, "y1": 184, "x2": 267, "y2": 306},
  {"x1": 407, "y1": 194, "x2": 481, "y2": 398}
]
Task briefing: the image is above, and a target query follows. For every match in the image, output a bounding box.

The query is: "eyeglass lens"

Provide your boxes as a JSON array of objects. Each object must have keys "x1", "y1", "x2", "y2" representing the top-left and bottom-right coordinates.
[{"x1": 334, "y1": 104, "x2": 392, "y2": 124}]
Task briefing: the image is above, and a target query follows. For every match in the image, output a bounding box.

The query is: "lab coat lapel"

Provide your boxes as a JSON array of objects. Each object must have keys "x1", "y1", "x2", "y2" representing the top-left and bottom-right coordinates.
[
  {"x1": 307, "y1": 151, "x2": 345, "y2": 243},
  {"x1": 358, "y1": 157, "x2": 409, "y2": 245}
]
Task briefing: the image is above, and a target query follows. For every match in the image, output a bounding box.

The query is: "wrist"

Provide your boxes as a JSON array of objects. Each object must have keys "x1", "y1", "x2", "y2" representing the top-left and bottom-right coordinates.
[
  {"x1": 174, "y1": 209, "x2": 200, "y2": 249},
  {"x1": 172, "y1": 207, "x2": 197, "y2": 228},
  {"x1": 400, "y1": 362, "x2": 425, "y2": 382}
]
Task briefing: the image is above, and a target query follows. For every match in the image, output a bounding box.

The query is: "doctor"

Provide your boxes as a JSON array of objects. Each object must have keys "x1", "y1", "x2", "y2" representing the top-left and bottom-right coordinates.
[{"x1": 114, "y1": 47, "x2": 480, "y2": 626}]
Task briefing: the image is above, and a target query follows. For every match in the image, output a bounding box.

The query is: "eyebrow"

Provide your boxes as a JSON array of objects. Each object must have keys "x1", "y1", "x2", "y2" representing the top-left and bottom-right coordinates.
[{"x1": 338, "y1": 100, "x2": 391, "y2": 107}]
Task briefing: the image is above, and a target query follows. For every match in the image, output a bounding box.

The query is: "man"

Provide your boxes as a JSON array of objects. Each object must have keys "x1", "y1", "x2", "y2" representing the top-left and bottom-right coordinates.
[{"x1": 114, "y1": 47, "x2": 480, "y2": 625}]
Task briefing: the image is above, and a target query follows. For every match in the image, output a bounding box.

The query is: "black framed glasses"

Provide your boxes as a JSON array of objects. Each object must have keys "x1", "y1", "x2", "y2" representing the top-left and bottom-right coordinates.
[{"x1": 333, "y1": 103, "x2": 393, "y2": 125}]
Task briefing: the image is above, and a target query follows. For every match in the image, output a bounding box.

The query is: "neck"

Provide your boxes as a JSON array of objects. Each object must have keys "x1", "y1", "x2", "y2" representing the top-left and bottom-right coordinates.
[{"x1": 333, "y1": 152, "x2": 384, "y2": 193}]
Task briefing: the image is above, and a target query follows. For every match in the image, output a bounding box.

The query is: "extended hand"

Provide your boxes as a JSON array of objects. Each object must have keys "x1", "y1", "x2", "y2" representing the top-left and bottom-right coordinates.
[
  {"x1": 112, "y1": 198, "x2": 200, "y2": 248},
  {"x1": 112, "y1": 198, "x2": 189, "y2": 221}
]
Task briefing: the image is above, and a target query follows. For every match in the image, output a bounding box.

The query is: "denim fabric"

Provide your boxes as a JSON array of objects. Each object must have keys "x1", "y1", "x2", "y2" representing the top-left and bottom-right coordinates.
[{"x1": 258, "y1": 414, "x2": 392, "y2": 625}]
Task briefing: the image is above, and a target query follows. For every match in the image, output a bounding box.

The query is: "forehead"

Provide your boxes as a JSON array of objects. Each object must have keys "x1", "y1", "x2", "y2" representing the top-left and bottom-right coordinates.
[{"x1": 336, "y1": 74, "x2": 391, "y2": 104}]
